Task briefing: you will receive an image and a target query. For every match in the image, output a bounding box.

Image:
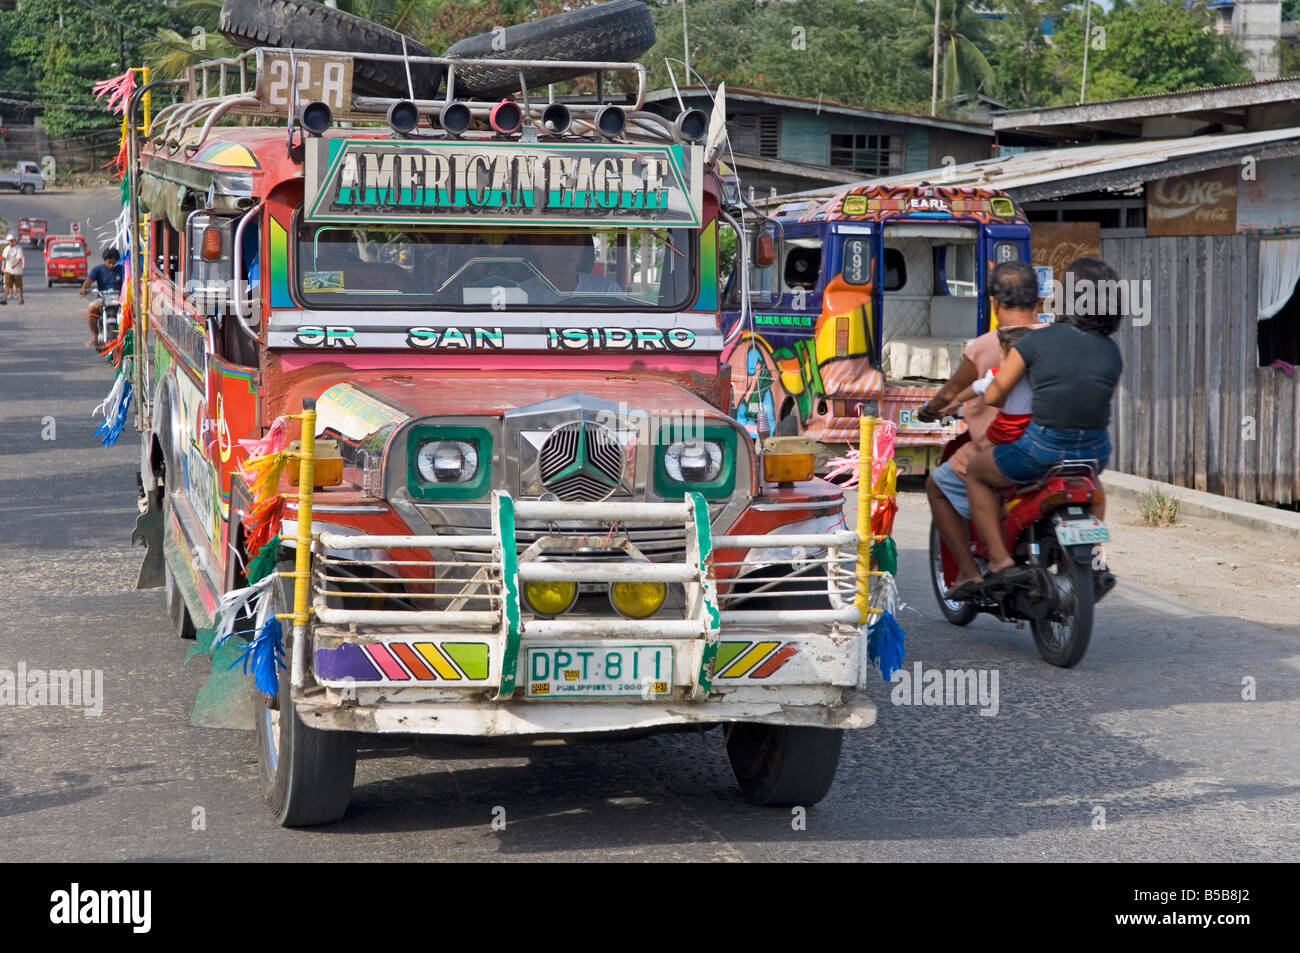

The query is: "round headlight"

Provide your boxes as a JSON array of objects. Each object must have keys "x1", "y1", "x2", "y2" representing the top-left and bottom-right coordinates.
[
  {"x1": 609, "y1": 580, "x2": 667, "y2": 619},
  {"x1": 416, "y1": 440, "x2": 478, "y2": 483},
  {"x1": 664, "y1": 440, "x2": 723, "y2": 483},
  {"x1": 524, "y1": 579, "x2": 578, "y2": 617}
]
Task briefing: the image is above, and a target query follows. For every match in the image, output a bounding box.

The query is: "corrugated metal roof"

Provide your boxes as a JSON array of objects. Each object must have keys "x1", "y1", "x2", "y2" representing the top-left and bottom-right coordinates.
[{"x1": 773, "y1": 127, "x2": 1300, "y2": 205}]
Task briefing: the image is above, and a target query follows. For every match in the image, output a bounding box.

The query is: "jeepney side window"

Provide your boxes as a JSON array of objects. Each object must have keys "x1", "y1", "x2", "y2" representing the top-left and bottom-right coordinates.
[
  {"x1": 781, "y1": 237, "x2": 822, "y2": 304},
  {"x1": 935, "y1": 241, "x2": 977, "y2": 297},
  {"x1": 718, "y1": 219, "x2": 741, "y2": 309},
  {"x1": 882, "y1": 247, "x2": 907, "y2": 292}
]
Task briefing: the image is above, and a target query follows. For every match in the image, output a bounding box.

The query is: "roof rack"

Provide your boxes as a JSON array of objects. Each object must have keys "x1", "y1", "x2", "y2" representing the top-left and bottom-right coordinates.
[{"x1": 146, "y1": 47, "x2": 687, "y2": 156}]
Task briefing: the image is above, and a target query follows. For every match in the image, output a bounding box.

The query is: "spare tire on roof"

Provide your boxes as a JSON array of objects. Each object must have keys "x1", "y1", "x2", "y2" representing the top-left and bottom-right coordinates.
[
  {"x1": 444, "y1": 0, "x2": 656, "y2": 100},
  {"x1": 218, "y1": 0, "x2": 444, "y2": 100}
]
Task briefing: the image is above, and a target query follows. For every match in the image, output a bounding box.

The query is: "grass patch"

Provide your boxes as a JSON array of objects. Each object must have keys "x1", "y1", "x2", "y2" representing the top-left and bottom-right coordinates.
[{"x1": 1138, "y1": 486, "x2": 1181, "y2": 526}]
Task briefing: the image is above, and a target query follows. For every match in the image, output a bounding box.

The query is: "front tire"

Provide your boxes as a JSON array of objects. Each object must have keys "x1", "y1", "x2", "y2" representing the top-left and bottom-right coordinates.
[
  {"x1": 1031, "y1": 544, "x2": 1095, "y2": 668},
  {"x1": 21, "y1": 183, "x2": 34, "y2": 195},
  {"x1": 257, "y1": 572, "x2": 357, "y2": 826},
  {"x1": 727, "y1": 723, "x2": 843, "y2": 807},
  {"x1": 929, "y1": 522, "x2": 976, "y2": 626}
]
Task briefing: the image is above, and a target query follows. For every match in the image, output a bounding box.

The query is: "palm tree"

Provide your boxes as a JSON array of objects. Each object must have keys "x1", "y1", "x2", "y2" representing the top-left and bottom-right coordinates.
[
  {"x1": 915, "y1": 0, "x2": 997, "y2": 112},
  {"x1": 140, "y1": 0, "x2": 236, "y2": 80}
]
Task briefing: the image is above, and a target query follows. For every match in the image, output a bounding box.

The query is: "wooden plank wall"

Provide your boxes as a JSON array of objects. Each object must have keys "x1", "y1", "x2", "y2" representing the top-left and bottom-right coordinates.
[{"x1": 1100, "y1": 232, "x2": 1299, "y2": 504}]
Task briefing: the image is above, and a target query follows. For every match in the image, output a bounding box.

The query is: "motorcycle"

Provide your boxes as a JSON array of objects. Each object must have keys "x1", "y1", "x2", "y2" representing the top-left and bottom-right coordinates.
[
  {"x1": 928, "y1": 435, "x2": 1116, "y2": 668},
  {"x1": 95, "y1": 291, "x2": 121, "y2": 348}
]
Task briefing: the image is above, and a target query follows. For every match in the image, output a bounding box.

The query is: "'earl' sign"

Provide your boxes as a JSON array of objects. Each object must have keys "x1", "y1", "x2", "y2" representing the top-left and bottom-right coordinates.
[{"x1": 305, "y1": 139, "x2": 703, "y2": 227}]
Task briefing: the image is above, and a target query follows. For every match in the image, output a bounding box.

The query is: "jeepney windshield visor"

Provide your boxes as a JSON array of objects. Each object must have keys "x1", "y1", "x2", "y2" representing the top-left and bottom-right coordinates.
[{"x1": 297, "y1": 224, "x2": 695, "y2": 311}]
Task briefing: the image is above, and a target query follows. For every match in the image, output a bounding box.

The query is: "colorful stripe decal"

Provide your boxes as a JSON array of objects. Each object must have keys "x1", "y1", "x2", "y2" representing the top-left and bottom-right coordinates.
[
  {"x1": 315, "y1": 643, "x2": 381, "y2": 681},
  {"x1": 362, "y1": 644, "x2": 410, "y2": 681},
  {"x1": 414, "y1": 642, "x2": 462, "y2": 680},
  {"x1": 750, "y1": 643, "x2": 799, "y2": 679},
  {"x1": 270, "y1": 218, "x2": 292, "y2": 309},
  {"x1": 443, "y1": 643, "x2": 490, "y2": 680},
  {"x1": 391, "y1": 643, "x2": 434, "y2": 680},
  {"x1": 719, "y1": 641, "x2": 780, "y2": 678},
  {"x1": 696, "y1": 220, "x2": 718, "y2": 312},
  {"x1": 713, "y1": 641, "x2": 749, "y2": 674}
]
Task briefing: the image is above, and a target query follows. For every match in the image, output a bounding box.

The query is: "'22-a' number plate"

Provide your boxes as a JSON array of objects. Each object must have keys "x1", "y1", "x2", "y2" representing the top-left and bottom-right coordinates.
[
  {"x1": 526, "y1": 644, "x2": 673, "y2": 699},
  {"x1": 1055, "y1": 517, "x2": 1109, "y2": 547}
]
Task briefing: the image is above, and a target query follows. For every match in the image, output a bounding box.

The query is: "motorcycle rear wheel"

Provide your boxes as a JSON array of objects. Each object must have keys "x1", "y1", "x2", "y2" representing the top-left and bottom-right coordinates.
[
  {"x1": 1031, "y1": 544, "x2": 1094, "y2": 667},
  {"x1": 929, "y1": 522, "x2": 976, "y2": 626}
]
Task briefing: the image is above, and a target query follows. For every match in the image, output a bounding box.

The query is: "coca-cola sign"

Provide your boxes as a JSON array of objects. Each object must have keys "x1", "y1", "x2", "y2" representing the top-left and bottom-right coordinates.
[{"x1": 1146, "y1": 167, "x2": 1238, "y2": 236}]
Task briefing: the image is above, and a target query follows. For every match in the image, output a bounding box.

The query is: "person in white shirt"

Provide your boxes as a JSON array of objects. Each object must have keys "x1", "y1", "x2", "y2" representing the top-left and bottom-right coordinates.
[{"x1": 2, "y1": 234, "x2": 25, "y2": 305}]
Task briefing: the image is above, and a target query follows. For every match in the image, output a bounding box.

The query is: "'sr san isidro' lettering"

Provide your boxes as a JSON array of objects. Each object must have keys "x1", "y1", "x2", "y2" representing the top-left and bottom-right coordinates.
[
  {"x1": 407, "y1": 326, "x2": 504, "y2": 349},
  {"x1": 547, "y1": 327, "x2": 696, "y2": 350},
  {"x1": 335, "y1": 151, "x2": 674, "y2": 212}
]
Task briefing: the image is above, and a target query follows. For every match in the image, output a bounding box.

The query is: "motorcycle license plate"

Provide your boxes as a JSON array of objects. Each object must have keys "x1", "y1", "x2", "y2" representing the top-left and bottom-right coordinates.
[
  {"x1": 1055, "y1": 517, "x2": 1109, "y2": 546},
  {"x1": 525, "y1": 644, "x2": 673, "y2": 698}
]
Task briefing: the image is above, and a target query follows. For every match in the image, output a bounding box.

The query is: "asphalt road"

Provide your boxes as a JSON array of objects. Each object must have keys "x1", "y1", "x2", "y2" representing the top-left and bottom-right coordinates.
[{"x1": 0, "y1": 188, "x2": 1296, "y2": 862}]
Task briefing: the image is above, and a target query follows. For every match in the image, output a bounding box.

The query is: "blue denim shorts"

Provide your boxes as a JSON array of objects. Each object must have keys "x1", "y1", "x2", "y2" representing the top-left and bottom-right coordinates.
[
  {"x1": 931, "y1": 460, "x2": 972, "y2": 519},
  {"x1": 992, "y1": 421, "x2": 1111, "y2": 484}
]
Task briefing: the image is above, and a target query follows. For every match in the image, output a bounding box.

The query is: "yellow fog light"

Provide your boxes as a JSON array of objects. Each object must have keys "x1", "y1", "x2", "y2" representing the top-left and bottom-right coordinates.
[
  {"x1": 524, "y1": 580, "x2": 577, "y2": 617},
  {"x1": 609, "y1": 580, "x2": 667, "y2": 619}
]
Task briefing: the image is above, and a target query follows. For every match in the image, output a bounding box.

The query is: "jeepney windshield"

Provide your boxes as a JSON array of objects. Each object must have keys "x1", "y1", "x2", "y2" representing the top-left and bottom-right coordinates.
[{"x1": 296, "y1": 224, "x2": 695, "y2": 311}]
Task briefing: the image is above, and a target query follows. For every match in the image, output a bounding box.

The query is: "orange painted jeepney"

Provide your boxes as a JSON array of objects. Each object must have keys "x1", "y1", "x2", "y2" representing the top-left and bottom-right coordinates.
[
  {"x1": 720, "y1": 184, "x2": 1032, "y2": 475},
  {"x1": 119, "y1": 44, "x2": 900, "y2": 825}
]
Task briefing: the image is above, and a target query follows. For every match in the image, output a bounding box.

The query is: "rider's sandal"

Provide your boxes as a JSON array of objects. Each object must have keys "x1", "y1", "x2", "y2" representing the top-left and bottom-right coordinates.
[{"x1": 945, "y1": 578, "x2": 983, "y2": 601}]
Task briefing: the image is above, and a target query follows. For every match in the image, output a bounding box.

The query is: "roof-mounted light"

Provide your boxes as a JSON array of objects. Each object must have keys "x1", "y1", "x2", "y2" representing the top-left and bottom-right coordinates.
[
  {"x1": 540, "y1": 102, "x2": 572, "y2": 136},
  {"x1": 673, "y1": 108, "x2": 707, "y2": 144},
  {"x1": 439, "y1": 102, "x2": 472, "y2": 136},
  {"x1": 594, "y1": 105, "x2": 626, "y2": 139},
  {"x1": 299, "y1": 101, "x2": 332, "y2": 138},
  {"x1": 387, "y1": 100, "x2": 420, "y2": 135},
  {"x1": 489, "y1": 99, "x2": 523, "y2": 136}
]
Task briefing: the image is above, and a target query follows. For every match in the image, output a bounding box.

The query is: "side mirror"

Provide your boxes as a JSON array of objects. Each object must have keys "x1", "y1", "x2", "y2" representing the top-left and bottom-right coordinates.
[{"x1": 755, "y1": 231, "x2": 776, "y2": 268}]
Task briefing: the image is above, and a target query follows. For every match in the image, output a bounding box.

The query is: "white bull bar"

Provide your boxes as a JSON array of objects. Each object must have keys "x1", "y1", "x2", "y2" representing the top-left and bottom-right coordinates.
[{"x1": 311, "y1": 491, "x2": 869, "y2": 700}]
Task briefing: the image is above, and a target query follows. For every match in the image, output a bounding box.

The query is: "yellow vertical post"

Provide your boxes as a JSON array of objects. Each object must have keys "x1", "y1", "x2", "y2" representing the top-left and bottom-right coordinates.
[
  {"x1": 855, "y1": 414, "x2": 877, "y2": 618},
  {"x1": 293, "y1": 399, "x2": 317, "y2": 629},
  {"x1": 290, "y1": 399, "x2": 317, "y2": 691}
]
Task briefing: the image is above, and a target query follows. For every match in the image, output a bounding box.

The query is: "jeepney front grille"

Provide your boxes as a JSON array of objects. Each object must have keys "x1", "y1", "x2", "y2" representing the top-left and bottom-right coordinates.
[{"x1": 537, "y1": 421, "x2": 626, "y2": 502}]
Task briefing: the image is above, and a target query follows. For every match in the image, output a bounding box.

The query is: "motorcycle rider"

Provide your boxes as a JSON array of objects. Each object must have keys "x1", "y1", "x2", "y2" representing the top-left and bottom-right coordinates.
[
  {"x1": 917, "y1": 260, "x2": 1045, "y2": 592},
  {"x1": 80, "y1": 246, "x2": 123, "y2": 347},
  {"x1": 962, "y1": 257, "x2": 1123, "y2": 585}
]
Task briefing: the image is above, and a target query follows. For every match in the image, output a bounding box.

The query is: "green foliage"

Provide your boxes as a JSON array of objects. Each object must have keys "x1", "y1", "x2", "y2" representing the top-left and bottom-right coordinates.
[
  {"x1": 0, "y1": 0, "x2": 1262, "y2": 137},
  {"x1": 1038, "y1": 0, "x2": 1253, "y2": 105}
]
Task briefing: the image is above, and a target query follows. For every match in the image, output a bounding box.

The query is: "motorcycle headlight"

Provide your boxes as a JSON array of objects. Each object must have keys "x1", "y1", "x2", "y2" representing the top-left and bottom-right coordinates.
[
  {"x1": 654, "y1": 425, "x2": 738, "y2": 499},
  {"x1": 407, "y1": 425, "x2": 492, "y2": 500}
]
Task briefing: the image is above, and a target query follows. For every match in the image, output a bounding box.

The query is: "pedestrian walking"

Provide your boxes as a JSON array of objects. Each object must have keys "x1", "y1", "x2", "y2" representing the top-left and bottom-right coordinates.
[{"x1": 2, "y1": 234, "x2": 26, "y2": 305}]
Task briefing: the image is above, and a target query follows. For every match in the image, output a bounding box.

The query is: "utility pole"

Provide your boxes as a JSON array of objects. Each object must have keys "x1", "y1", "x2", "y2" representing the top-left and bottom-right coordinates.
[
  {"x1": 931, "y1": 0, "x2": 941, "y2": 117},
  {"x1": 1080, "y1": 0, "x2": 1092, "y2": 103},
  {"x1": 682, "y1": 0, "x2": 690, "y2": 80}
]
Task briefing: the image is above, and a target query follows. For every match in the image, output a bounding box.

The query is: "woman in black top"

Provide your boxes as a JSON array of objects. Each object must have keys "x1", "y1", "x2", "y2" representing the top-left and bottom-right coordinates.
[{"x1": 961, "y1": 258, "x2": 1124, "y2": 579}]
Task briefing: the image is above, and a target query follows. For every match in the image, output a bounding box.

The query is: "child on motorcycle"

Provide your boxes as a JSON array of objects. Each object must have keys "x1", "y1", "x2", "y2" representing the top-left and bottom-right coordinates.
[{"x1": 952, "y1": 325, "x2": 1034, "y2": 446}]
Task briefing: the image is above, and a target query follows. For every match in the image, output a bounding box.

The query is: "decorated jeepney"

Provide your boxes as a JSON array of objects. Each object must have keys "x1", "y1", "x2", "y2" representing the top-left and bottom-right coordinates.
[
  {"x1": 95, "y1": 26, "x2": 903, "y2": 825},
  {"x1": 721, "y1": 183, "x2": 1032, "y2": 476}
]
